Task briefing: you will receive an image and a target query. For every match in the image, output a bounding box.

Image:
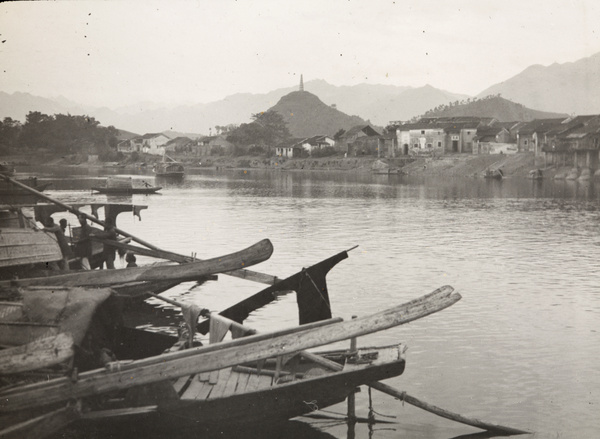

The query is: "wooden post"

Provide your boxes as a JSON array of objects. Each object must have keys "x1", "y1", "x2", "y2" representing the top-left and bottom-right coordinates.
[{"x1": 347, "y1": 315, "x2": 358, "y2": 423}]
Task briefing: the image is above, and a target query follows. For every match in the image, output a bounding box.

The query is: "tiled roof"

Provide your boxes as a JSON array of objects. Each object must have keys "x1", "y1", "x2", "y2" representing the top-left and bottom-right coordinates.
[{"x1": 516, "y1": 119, "x2": 566, "y2": 135}]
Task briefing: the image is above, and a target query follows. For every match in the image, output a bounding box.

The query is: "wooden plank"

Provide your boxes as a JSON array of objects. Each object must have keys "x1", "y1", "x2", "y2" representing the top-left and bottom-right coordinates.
[
  {"x1": 172, "y1": 375, "x2": 193, "y2": 395},
  {"x1": 0, "y1": 323, "x2": 58, "y2": 348},
  {"x1": 0, "y1": 228, "x2": 63, "y2": 268},
  {"x1": 233, "y1": 369, "x2": 252, "y2": 394},
  {"x1": 0, "y1": 238, "x2": 273, "y2": 288},
  {"x1": 0, "y1": 334, "x2": 74, "y2": 374},
  {"x1": 208, "y1": 369, "x2": 220, "y2": 385},
  {"x1": 0, "y1": 404, "x2": 79, "y2": 439},
  {"x1": 219, "y1": 369, "x2": 243, "y2": 398},
  {"x1": 178, "y1": 376, "x2": 208, "y2": 401},
  {"x1": 81, "y1": 405, "x2": 157, "y2": 420},
  {"x1": 252, "y1": 374, "x2": 274, "y2": 392},
  {"x1": 206, "y1": 368, "x2": 233, "y2": 399},
  {"x1": 0, "y1": 287, "x2": 460, "y2": 412},
  {"x1": 0, "y1": 302, "x2": 23, "y2": 321}
]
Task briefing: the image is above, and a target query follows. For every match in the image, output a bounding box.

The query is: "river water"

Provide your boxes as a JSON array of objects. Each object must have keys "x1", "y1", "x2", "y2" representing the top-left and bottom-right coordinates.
[{"x1": 20, "y1": 166, "x2": 600, "y2": 439}]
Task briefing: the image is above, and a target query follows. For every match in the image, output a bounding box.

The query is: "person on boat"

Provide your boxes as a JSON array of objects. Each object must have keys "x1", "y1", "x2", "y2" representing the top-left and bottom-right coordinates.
[
  {"x1": 74, "y1": 214, "x2": 94, "y2": 269},
  {"x1": 59, "y1": 218, "x2": 68, "y2": 234},
  {"x1": 42, "y1": 217, "x2": 71, "y2": 270},
  {"x1": 90, "y1": 217, "x2": 118, "y2": 269},
  {"x1": 125, "y1": 252, "x2": 137, "y2": 267}
]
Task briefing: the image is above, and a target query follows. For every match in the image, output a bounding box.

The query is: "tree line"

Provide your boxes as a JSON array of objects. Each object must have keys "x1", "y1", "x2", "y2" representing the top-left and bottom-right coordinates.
[{"x1": 0, "y1": 111, "x2": 119, "y2": 158}]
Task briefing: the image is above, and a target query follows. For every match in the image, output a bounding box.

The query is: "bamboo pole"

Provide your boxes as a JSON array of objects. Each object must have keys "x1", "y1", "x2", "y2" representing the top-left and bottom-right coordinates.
[{"x1": 369, "y1": 382, "x2": 530, "y2": 435}]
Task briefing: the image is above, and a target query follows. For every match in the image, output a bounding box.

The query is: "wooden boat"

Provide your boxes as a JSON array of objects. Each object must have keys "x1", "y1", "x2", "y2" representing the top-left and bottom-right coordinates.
[
  {"x1": 483, "y1": 168, "x2": 503, "y2": 179},
  {"x1": 0, "y1": 283, "x2": 460, "y2": 438},
  {"x1": 0, "y1": 238, "x2": 273, "y2": 289},
  {"x1": 528, "y1": 169, "x2": 544, "y2": 180},
  {"x1": 0, "y1": 202, "x2": 151, "y2": 278},
  {"x1": 91, "y1": 176, "x2": 162, "y2": 194},
  {"x1": 153, "y1": 154, "x2": 184, "y2": 177},
  {"x1": 91, "y1": 186, "x2": 162, "y2": 194}
]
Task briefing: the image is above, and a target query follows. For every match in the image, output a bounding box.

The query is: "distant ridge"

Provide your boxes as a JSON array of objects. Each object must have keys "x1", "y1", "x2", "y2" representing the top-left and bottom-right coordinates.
[
  {"x1": 418, "y1": 96, "x2": 568, "y2": 122},
  {"x1": 478, "y1": 52, "x2": 600, "y2": 115},
  {"x1": 269, "y1": 91, "x2": 368, "y2": 137}
]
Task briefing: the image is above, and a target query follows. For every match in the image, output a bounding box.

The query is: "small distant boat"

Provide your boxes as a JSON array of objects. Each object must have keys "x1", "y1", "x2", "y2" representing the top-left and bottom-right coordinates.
[
  {"x1": 528, "y1": 169, "x2": 543, "y2": 180},
  {"x1": 483, "y1": 168, "x2": 503, "y2": 180},
  {"x1": 154, "y1": 154, "x2": 184, "y2": 177},
  {"x1": 91, "y1": 176, "x2": 161, "y2": 194},
  {"x1": 91, "y1": 186, "x2": 161, "y2": 194}
]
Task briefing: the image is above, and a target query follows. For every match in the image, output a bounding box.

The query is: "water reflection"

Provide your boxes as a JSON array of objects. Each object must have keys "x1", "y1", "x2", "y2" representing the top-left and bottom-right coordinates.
[{"x1": 16, "y1": 164, "x2": 600, "y2": 439}]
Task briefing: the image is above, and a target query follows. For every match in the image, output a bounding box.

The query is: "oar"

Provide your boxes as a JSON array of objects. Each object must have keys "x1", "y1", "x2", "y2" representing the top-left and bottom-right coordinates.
[
  {"x1": 91, "y1": 237, "x2": 278, "y2": 285},
  {"x1": 369, "y1": 382, "x2": 530, "y2": 435}
]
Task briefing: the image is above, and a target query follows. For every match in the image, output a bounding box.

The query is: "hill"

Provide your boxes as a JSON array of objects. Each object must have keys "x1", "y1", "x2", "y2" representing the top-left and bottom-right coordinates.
[
  {"x1": 268, "y1": 91, "x2": 368, "y2": 137},
  {"x1": 478, "y1": 52, "x2": 600, "y2": 115},
  {"x1": 418, "y1": 96, "x2": 567, "y2": 122},
  {"x1": 0, "y1": 81, "x2": 468, "y2": 134}
]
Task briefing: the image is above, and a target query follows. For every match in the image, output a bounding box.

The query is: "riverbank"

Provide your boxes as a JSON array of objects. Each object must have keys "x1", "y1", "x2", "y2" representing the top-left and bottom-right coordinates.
[{"x1": 2, "y1": 151, "x2": 557, "y2": 179}]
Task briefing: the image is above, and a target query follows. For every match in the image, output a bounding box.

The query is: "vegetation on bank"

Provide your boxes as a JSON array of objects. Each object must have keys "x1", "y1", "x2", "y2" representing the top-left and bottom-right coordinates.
[{"x1": 0, "y1": 112, "x2": 120, "y2": 160}]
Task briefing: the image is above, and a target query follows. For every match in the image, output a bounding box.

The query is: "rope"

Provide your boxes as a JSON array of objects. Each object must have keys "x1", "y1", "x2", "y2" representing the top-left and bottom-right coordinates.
[
  {"x1": 304, "y1": 271, "x2": 332, "y2": 312},
  {"x1": 303, "y1": 400, "x2": 319, "y2": 411},
  {"x1": 368, "y1": 386, "x2": 397, "y2": 419}
]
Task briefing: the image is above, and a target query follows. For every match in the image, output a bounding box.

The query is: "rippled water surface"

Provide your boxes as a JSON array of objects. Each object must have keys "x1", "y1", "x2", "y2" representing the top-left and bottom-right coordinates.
[{"x1": 23, "y1": 166, "x2": 600, "y2": 439}]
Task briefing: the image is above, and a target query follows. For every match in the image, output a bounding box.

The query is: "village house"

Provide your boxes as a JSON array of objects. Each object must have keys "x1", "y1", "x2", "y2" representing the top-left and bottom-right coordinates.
[
  {"x1": 392, "y1": 117, "x2": 485, "y2": 156},
  {"x1": 164, "y1": 136, "x2": 195, "y2": 153},
  {"x1": 298, "y1": 135, "x2": 335, "y2": 155},
  {"x1": 117, "y1": 139, "x2": 138, "y2": 153},
  {"x1": 118, "y1": 133, "x2": 171, "y2": 156},
  {"x1": 515, "y1": 119, "x2": 565, "y2": 153},
  {"x1": 339, "y1": 125, "x2": 382, "y2": 156},
  {"x1": 196, "y1": 135, "x2": 235, "y2": 156},
  {"x1": 443, "y1": 121, "x2": 479, "y2": 153},
  {"x1": 473, "y1": 126, "x2": 517, "y2": 154},
  {"x1": 542, "y1": 115, "x2": 600, "y2": 168},
  {"x1": 275, "y1": 138, "x2": 305, "y2": 158}
]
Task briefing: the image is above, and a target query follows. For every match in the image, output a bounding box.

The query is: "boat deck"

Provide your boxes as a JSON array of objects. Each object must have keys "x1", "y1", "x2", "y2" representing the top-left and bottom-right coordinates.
[{"x1": 174, "y1": 345, "x2": 401, "y2": 401}]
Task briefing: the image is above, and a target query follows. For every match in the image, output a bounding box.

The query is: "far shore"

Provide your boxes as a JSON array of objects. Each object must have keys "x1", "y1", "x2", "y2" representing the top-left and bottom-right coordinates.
[{"x1": 1, "y1": 151, "x2": 580, "y2": 180}]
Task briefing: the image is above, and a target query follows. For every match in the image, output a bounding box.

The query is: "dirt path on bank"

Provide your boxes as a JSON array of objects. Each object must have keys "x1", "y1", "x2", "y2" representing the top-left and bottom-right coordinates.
[
  {"x1": 401, "y1": 153, "x2": 538, "y2": 178},
  {"x1": 3, "y1": 152, "x2": 544, "y2": 179}
]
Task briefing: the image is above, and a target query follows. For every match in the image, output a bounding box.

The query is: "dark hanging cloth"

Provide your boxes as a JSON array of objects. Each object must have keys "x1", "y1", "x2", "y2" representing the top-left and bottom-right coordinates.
[{"x1": 196, "y1": 250, "x2": 349, "y2": 334}]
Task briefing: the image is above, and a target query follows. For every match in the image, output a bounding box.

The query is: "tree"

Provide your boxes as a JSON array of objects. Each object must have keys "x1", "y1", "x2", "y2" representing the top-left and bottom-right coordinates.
[
  {"x1": 0, "y1": 117, "x2": 22, "y2": 151},
  {"x1": 18, "y1": 111, "x2": 119, "y2": 155},
  {"x1": 226, "y1": 110, "x2": 291, "y2": 149}
]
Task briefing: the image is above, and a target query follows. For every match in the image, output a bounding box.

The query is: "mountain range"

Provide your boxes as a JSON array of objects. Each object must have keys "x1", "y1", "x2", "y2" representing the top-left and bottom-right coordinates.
[
  {"x1": 1, "y1": 51, "x2": 599, "y2": 136},
  {"x1": 477, "y1": 52, "x2": 600, "y2": 115}
]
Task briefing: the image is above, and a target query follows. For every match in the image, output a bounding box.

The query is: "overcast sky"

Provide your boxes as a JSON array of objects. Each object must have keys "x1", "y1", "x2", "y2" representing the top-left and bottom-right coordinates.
[{"x1": 1, "y1": 0, "x2": 599, "y2": 108}]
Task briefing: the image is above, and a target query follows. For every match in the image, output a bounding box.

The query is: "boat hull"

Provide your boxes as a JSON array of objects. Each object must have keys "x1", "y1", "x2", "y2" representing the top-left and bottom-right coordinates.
[
  {"x1": 82, "y1": 346, "x2": 405, "y2": 434},
  {"x1": 0, "y1": 228, "x2": 63, "y2": 269},
  {"x1": 91, "y1": 187, "x2": 162, "y2": 194}
]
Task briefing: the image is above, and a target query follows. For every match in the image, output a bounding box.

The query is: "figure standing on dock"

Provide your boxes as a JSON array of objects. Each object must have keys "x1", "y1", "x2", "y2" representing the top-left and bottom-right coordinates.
[
  {"x1": 91, "y1": 217, "x2": 118, "y2": 269},
  {"x1": 75, "y1": 214, "x2": 94, "y2": 269}
]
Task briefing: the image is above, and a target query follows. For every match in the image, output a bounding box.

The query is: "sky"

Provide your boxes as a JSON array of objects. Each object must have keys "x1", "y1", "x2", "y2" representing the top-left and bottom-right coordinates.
[{"x1": 1, "y1": 0, "x2": 600, "y2": 109}]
